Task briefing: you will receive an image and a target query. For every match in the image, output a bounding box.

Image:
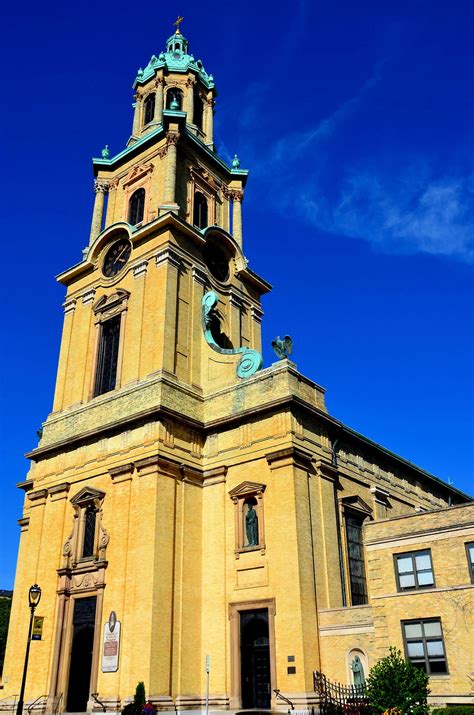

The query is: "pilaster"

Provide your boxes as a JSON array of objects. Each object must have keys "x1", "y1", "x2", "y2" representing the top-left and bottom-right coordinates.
[
  {"x1": 153, "y1": 246, "x2": 182, "y2": 375},
  {"x1": 159, "y1": 130, "x2": 180, "y2": 215}
]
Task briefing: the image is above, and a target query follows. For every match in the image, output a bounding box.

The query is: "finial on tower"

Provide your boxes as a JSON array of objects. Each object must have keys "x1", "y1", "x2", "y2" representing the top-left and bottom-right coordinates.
[{"x1": 174, "y1": 15, "x2": 184, "y2": 34}]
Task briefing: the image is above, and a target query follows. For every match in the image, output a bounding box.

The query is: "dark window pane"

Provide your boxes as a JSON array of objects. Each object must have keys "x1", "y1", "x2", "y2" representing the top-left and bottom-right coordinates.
[
  {"x1": 128, "y1": 188, "x2": 145, "y2": 225},
  {"x1": 429, "y1": 659, "x2": 447, "y2": 673},
  {"x1": 194, "y1": 91, "x2": 204, "y2": 129},
  {"x1": 193, "y1": 192, "x2": 208, "y2": 229},
  {"x1": 94, "y1": 315, "x2": 121, "y2": 396},
  {"x1": 82, "y1": 506, "x2": 96, "y2": 558},
  {"x1": 346, "y1": 514, "x2": 368, "y2": 605},
  {"x1": 144, "y1": 93, "x2": 155, "y2": 125}
]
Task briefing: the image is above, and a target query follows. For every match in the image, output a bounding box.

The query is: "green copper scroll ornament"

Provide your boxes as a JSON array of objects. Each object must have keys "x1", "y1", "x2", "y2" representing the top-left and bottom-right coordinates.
[{"x1": 202, "y1": 291, "x2": 263, "y2": 379}]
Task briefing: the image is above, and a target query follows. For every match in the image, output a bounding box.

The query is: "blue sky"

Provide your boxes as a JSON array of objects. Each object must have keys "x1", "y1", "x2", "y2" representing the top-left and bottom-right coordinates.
[{"x1": 1, "y1": 0, "x2": 473, "y2": 588}]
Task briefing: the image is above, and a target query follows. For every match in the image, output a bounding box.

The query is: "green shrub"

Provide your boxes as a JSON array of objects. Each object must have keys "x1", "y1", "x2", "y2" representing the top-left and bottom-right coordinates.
[
  {"x1": 366, "y1": 647, "x2": 430, "y2": 715},
  {"x1": 432, "y1": 709, "x2": 474, "y2": 715},
  {"x1": 121, "y1": 682, "x2": 146, "y2": 715},
  {"x1": 134, "y1": 683, "x2": 146, "y2": 708}
]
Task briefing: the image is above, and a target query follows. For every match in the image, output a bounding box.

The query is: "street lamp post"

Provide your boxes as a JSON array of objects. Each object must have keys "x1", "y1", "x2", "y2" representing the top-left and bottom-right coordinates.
[{"x1": 16, "y1": 584, "x2": 42, "y2": 715}]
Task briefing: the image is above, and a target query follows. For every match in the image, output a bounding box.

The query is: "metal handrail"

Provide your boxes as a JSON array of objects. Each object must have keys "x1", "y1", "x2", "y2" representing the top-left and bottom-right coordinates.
[
  {"x1": 274, "y1": 689, "x2": 295, "y2": 711},
  {"x1": 0, "y1": 696, "x2": 19, "y2": 715},
  {"x1": 27, "y1": 695, "x2": 48, "y2": 713},
  {"x1": 91, "y1": 693, "x2": 106, "y2": 713}
]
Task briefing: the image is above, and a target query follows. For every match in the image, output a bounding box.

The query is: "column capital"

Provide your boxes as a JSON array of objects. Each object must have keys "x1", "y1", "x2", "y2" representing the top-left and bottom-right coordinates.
[
  {"x1": 166, "y1": 130, "x2": 180, "y2": 146},
  {"x1": 250, "y1": 305, "x2": 263, "y2": 323},
  {"x1": 63, "y1": 298, "x2": 77, "y2": 315},
  {"x1": 156, "y1": 246, "x2": 181, "y2": 269},
  {"x1": 133, "y1": 260, "x2": 149, "y2": 278},
  {"x1": 93, "y1": 179, "x2": 109, "y2": 194},
  {"x1": 192, "y1": 266, "x2": 208, "y2": 286},
  {"x1": 82, "y1": 289, "x2": 96, "y2": 305},
  {"x1": 231, "y1": 189, "x2": 244, "y2": 203}
]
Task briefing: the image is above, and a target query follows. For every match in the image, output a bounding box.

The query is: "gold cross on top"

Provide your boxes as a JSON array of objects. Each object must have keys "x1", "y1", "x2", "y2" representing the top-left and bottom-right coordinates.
[{"x1": 174, "y1": 16, "x2": 184, "y2": 34}]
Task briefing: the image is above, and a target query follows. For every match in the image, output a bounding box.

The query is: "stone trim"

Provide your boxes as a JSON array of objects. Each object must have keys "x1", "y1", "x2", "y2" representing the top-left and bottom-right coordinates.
[
  {"x1": 202, "y1": 465, "x2": 228, "y2": 486},
  {"x1": 28, "y1": 489, "x2": 48, "y2": 505},
  {"x1": 18, "y1": 517, "x2": 30, "y2": 531},
  {"x1": 155, "y1": 246, "x2": 182, "y2": 269},
  {"x1": 49, "y1": 482, "x2": 71, "y2": 501},
  {"x1": 82, "y1": 289, "x2": 96, "y2": 305},
  {"x1": 63, "y1": 299, "x2": 77, "y2": 315},
  {"x1": 109, "y1": 462, "x2": 134, "y2": 483},
  {"x1": 191, "y1": 265, "x2": 208, "y2": 286},
  {"x1": 315, "y1": 459, "x2": 338, "y2": 482},
  {"x1": 266, "y1": 445, "x2": 313, "y2": 471},
  {"x1": 250, "y1": 305, "x2": 264, "y2": 323},
  {"x1": 16, "y1": 479, "x2": 34, "y2": 492},
  {"x1": 133, "y1": 260, "x2": 149, "y2": 278},
  {"x1": 366, "y1": 524, "x2": 474, "y2": 550}
]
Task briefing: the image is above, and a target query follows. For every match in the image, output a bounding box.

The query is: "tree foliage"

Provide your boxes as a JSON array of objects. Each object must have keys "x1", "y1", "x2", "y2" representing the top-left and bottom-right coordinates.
[
  {"x1": 0, "y1": 597, "x2": 12, "y2": 675},
  {"x1": 122, "y1": 682, "x2": 146, "y2": 715},
  {"x1": 366, "y1": 647, "x2": 430, "y2": 715},
  {"x1": 134, "y1": 682, "x2": 146, "y2": 707}
]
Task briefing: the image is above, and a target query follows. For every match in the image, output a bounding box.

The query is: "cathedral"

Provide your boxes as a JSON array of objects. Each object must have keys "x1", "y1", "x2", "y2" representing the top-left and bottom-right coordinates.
[{"x1": 2, "y1": 22, "x2": 473, "y2": 715}]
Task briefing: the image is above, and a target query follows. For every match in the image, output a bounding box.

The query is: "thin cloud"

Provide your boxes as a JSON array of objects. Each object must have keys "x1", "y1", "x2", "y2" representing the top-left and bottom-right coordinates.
[{"x1": 302, "y1": 170, "x2": 474, "y2": 263}]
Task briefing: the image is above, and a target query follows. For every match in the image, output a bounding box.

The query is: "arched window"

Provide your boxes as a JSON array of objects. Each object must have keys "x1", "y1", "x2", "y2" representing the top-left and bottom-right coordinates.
[
  {"x1": 143, "y1": 93, "x2": 155, "y2": 125},
  {"x1": 194, "y1": 90, "x2": 204, "y2": 130},
  {"x1": 193, "y1": 191, "x2": 208, "y2": 229},
  {"x1": 166, "y1": 88, "x2": 183, "y2": 110},
  {"x1": 128, "y1": 188, "x2": 145, "y2": 225}
]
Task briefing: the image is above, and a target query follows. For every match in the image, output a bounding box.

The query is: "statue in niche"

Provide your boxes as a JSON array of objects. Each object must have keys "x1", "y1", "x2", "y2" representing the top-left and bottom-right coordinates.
[
  {"x1": 245, "y1": 501, "x2": 259, "y2": 546},
  {"x1": 350, "y1": 655, "x2": 365, "y2": 686}
]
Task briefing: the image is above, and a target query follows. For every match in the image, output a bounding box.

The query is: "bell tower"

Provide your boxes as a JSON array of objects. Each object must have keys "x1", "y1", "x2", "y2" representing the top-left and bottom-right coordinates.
[{"x1": 52, "y1": 22, "x2": 271, "y2": 419}]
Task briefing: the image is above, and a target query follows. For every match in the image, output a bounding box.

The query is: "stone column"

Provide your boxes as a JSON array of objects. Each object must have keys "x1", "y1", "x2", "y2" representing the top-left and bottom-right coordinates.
[
  {"x1": 205, "y1": 94, "x2": 214, "y2": 144},
  {"x1": 132, "y1": 93, "x2": 142, "y2": 136},
  {"x1": 231, "y1": 189, "x2": 244, "y2": 247},
  {"x1": 159, "y1": 131, "x2": 180, "y2": 214},
  {"x1": 155, "y1": 76, "x2": 164, "y2": 123},
  {"x1": 89, "y1": 180, "x2": 108, "y2": 245}
]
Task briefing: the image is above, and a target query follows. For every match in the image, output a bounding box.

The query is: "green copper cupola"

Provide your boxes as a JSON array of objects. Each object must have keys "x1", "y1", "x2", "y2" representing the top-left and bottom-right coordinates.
[{"x1": 166, "y1": 29, "x2": 189, "y2": 57}]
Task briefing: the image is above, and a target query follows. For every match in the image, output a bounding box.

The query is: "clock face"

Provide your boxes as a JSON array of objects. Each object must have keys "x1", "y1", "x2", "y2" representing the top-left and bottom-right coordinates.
[
  {"x1": 203, "y1": 242, "x2": 229, "y2": 282},
  {"x1": 102, "y1": 239, "x2": 131, "y2": 277}
]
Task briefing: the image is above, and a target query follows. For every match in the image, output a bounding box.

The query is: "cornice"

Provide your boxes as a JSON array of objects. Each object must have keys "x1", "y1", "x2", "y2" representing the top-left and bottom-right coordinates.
[{"x1": 92, "y1": 121, "x2": 247, "y2": 186}]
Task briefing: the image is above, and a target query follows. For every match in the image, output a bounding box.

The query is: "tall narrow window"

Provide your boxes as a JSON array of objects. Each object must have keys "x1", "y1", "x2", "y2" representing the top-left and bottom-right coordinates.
[
  {"x1": 94, "y1": 314, "x2": 121, "y2": 396},
  {"x1": 346, "y1": 513, "x2": 368, "y2": 605},
  {"x1": 82, "y1": 505, "x2": 97, "y2": 558},
  {"x1": 193, "y1": 191, "x2": 208, "y2": 229},
  {"x1": 466, "y1": 542, "x2": 474, "y2": 583},
  {"x1": 128, "y1": 188, "x2": 145, "y2": 225},
  {"x1": 194, "y1": 90, "x2": 204, "y2": 130},
  {"x1": 143, "y1": 93, "x2": 156, "y2": 125}
]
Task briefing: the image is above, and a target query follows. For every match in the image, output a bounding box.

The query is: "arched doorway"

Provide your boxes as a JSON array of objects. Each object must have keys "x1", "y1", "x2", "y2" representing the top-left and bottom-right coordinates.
[{"x1": 240, "y1": 609, "x2": 270, "y2": 709}]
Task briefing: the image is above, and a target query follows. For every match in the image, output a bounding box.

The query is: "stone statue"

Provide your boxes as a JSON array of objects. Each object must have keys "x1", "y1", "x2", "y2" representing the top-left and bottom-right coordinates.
[
  {"x1": 271, "y1": 335, "x2": 292, "y2": 360},
  {"x1": 245, "y1": 503, "x2": 259, "y2": 546},
  {"x1": 350, "y1": 655, "x2": 365, "y2": 686}
]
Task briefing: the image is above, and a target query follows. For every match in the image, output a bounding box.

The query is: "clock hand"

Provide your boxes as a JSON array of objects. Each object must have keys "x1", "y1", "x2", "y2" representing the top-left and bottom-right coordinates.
[{"x1": 115, "y1": 246, "x2": 128, "y2": 263}]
